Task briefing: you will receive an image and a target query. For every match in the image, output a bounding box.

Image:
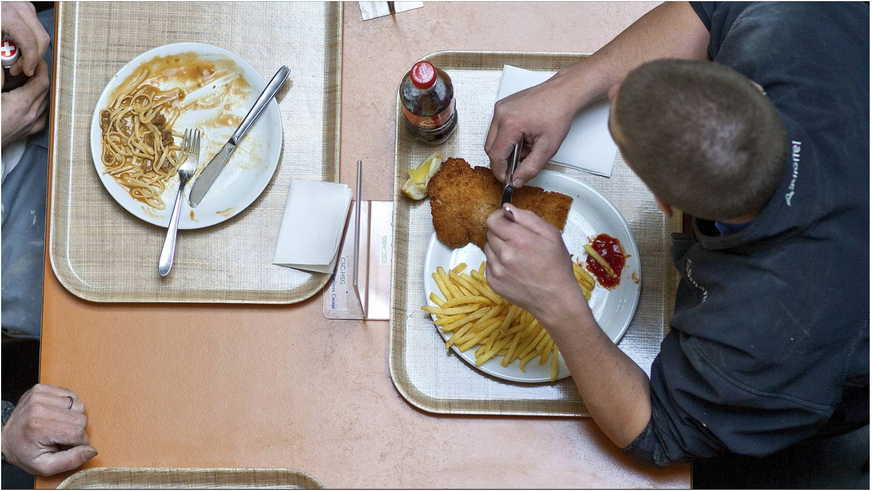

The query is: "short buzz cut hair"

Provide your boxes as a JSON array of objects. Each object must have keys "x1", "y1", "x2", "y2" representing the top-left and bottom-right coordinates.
[{"x1": 614, "y1": 59, "x2": 786, "y2": 221}]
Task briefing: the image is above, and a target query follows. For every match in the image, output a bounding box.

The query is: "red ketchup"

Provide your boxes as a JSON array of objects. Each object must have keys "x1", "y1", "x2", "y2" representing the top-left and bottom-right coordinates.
[{"x1": 585, "y1": 234, "x2": 626, "y2": 289}]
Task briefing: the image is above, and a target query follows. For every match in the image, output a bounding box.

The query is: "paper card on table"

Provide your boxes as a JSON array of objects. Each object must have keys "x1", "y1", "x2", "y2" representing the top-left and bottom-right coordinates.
[
  {"x1": 273, "y1": 179, "x2": 352, "y2": 274},
  {"x1": 492, "y1": 65, "x2": 618, "y2": 178}
]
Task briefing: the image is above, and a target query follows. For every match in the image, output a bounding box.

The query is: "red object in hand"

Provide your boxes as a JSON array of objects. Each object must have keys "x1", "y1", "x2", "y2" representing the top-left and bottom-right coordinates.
[
  {"x1": 1, "y1": 37, "x2": 19, "y2": 68},
  {"x1": 585, "y1": 233, "x2": 626, "y2": 289}
]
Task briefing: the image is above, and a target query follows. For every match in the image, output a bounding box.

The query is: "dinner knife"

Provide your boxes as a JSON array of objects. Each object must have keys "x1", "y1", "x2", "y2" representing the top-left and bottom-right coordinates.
[
  {"x1": 188, "y1": 65, "x2": 291, "y2": 208},
  {"x1": 500, "y1": 143, "x2": 521, "y2": 206}
]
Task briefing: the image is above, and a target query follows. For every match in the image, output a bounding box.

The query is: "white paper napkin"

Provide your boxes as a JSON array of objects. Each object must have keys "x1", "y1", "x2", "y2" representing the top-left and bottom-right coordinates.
[
  {"x1": 492, "y1": 65, "x2": 618, "y2": 178},
  {"x1": 273, "y1": 179, "x2": 352, "y2": 274}
]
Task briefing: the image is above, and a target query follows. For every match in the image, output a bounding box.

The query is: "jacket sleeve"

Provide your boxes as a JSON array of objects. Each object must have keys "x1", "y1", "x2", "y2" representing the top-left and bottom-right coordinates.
[{"x1": 622, "y1": 331, "x2": 837, "y2": 467}]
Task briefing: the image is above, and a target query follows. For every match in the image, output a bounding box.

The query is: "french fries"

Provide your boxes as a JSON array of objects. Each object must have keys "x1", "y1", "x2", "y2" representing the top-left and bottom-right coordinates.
[
  {"x1": 583, "y1": 244, "x2": 616, "y2": 277},
  {"x1": 422, "y1": 260, "x2": 595, "y2": 382}
]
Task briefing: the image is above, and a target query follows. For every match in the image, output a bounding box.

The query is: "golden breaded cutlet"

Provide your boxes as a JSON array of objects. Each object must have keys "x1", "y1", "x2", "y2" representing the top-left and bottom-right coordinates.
[{"x1": 427, "y1": 158, "x2": 573, "y2": 249}]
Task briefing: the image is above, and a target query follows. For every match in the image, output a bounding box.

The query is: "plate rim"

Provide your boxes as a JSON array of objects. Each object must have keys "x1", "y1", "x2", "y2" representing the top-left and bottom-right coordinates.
[
  {"x1": 423, "y1": 169, "x2": 642, "y2": 384},
  {"x1": 88, "y1": 41, "x2": 283, "y2": 230}
]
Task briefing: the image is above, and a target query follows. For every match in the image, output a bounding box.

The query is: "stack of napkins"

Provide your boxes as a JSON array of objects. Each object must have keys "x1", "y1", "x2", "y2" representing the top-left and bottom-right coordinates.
[
  {"x1": 273, "y1": 179, "x2": 352, "y2": 274},
  {"x1": 493, "y1": 65, "x2": 618, "y2": 178}
]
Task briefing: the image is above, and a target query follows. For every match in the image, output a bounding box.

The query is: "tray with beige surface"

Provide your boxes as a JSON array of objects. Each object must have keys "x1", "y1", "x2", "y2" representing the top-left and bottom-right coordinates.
[
  {"x1": 389, "y1": 51, "x2": 682, "y2": 416},
  {"x1": 48, "y1": 2, "x2": 341, "y2": 303},
  {"x1": 58, "y1": 467, "x2": 324, "y2": 489}
]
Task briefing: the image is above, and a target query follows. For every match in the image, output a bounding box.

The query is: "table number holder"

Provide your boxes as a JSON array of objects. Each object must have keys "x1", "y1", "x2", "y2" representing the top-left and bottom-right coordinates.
[{"x1": 323, "y1": 161, "x2": 394, "y2": 320}]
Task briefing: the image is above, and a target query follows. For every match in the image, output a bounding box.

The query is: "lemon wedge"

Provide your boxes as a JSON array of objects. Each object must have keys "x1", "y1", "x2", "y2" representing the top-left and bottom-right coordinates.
[{"x1": 402, "y1": 151, "x2": 443, "y2": 200}]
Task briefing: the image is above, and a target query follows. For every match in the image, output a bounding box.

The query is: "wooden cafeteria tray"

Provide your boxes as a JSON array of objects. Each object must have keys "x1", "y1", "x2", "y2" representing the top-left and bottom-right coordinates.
[
  {"x1": 389, "y1": 51, "x2": 682, "y2": 416},
  {"x1": 48, "y1": 2, "x2": 342, "y2": 303},
  {"x1": 57, "y1": 467, "x2": 324, "y2": 489}
]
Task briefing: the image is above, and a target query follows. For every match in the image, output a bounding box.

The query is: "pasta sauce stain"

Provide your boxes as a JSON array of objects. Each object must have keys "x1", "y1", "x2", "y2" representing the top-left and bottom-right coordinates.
[
  {"x1": 585, "y1": 233, "x2": 626, "y2": 289},
  {"x1": 110, "y1": 52, "x2": 251, "y2": 102}
]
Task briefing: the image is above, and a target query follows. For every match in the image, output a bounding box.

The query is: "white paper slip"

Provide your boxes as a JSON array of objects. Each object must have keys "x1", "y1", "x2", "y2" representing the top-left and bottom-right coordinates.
[
  {"x1": 273, "y1": 179, "x2": 352, "y2": 274},
  {"x1": 492, "y1": 65, "x2": 618, "y2": 178}
]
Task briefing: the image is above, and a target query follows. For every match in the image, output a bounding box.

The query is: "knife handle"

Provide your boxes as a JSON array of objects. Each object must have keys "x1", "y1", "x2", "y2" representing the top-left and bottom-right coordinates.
[
  {"x1": 504, "y1": 143, "x2": 521, "y2": 185},
  {"x1": 231, "y1": 65, "x2": 291, "y2": 145}
]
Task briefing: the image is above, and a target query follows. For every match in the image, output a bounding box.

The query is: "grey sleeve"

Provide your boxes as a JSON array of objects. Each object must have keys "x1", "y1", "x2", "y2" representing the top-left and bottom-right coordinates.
[{"x1": 2, "y1": 400, "x2": 14, "y2": 426}]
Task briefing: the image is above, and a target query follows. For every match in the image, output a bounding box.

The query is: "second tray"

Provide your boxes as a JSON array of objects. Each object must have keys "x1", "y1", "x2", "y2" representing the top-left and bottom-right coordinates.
[{"x1": 389, "y1": 50, "x2": 682, "y2": 416}]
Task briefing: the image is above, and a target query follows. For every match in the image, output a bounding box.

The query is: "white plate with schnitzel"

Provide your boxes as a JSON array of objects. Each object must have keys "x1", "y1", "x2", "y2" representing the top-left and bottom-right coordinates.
[
  {"x1": 423, "y1": 170, "x2": 641, "y2": 383},
  {"x1": 90, "y1": 42, "x2": 282, "y2": 230}
]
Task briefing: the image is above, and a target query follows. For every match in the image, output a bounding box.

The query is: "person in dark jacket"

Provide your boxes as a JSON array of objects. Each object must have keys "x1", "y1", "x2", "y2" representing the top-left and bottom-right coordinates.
[{"x1": 482, "y1": 1, "x2": 868, "y2": 484}]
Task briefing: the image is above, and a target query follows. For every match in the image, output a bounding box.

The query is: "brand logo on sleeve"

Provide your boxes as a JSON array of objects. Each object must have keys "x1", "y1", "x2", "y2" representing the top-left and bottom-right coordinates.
[
  {"x1": 785, "y1": 140, "x2": 802, "y2": 206},
  {"x1": 685, "y1": 258, "x2": 708, "y2": 302}
]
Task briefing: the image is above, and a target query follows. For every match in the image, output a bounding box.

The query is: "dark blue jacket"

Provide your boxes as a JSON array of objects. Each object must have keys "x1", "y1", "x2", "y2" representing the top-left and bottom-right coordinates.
[{"x1": 624, "y1": 2, "x2": 869, "y2": 466}]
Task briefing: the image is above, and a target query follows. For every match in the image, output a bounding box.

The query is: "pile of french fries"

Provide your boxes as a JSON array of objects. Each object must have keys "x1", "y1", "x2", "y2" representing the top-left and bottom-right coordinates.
[{"x1": 422, "y1": 260, "x2": 596, "y2": 382}]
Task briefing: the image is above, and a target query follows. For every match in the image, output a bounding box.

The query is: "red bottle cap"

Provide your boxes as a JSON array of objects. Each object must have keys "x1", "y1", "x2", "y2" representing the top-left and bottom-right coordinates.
[{"x1": 410, "y1": 61, "x2": 436, "y2": 90}]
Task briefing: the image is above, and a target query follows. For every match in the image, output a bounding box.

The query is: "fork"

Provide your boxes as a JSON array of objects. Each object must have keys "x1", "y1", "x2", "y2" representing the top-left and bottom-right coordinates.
[{"x1": 158, "y1": 128, "x2": 200, "y2": 277}]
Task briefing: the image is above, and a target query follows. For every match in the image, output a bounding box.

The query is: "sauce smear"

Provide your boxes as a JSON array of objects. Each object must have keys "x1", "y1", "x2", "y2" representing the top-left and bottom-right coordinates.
[{"x1": 585, "y1": 233, "x2": 625, "y2": 289}]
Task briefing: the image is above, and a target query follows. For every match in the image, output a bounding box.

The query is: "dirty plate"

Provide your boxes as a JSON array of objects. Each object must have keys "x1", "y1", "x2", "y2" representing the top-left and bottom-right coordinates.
[{"x1": 90, "y1": 42, "x2": 282, "y2": 230}]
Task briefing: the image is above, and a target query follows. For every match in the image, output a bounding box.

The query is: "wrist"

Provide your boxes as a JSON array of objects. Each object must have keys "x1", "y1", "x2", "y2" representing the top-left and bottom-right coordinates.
[
  {"x1": 550, "y1": 61, "x2": 604, "y2": 114},
  {"x1": 534, "y1": 287, "x2": 592, "y2": 332}
]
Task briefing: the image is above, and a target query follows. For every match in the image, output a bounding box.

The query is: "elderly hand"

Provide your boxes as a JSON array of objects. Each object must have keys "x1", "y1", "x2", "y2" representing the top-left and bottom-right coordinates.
[
  {"x1": 1, "y1": 58, "x2": 49, "y2": 147},
  {"x1": 484, "y1": 73, "x2": 581, "y2": 189},
  {"x1": 1, "y1": 2, "x2": 50, "y2": 77},
  {"x1": 483, "y1": 204, "x2": 588, "y2": 326},
  {"x1": 1, "y1": 384, "x2": 98, "y2": 476}
]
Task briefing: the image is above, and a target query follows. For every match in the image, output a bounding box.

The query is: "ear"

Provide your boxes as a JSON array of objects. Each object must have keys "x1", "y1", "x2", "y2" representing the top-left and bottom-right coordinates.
[
  {"x1": 654, "y1": 195, "x2": 674, "y2": 218},
  {"x1": 607, "y1": 83, "x2": 621, "y2": 103}
]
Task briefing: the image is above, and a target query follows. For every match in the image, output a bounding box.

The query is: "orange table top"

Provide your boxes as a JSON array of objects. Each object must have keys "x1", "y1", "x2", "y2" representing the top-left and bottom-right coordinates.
[{"x1": 37, "y1": 2, "x2": 689, "y2": 488}]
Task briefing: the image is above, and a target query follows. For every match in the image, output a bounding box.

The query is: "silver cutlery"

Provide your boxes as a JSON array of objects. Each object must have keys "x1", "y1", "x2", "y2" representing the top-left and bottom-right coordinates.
[
  {"x1": 500, "y1": 143, "x2": 521, "y2": 206},
  {"x1": 188, "y1": 66, "x2": 291, "y2": 208},
  {"x1": 159, "y1": 129, "x2": 200, "y2": 277}
]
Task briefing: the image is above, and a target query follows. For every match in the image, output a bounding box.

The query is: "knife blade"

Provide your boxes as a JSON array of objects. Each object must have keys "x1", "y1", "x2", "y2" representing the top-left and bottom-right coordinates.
[
  {"x1": 500, "y1": 143, "x2": 521, "y2": 206},
  {"x1": 189, "y1": 65, "x2": 291, "y2": 208}
]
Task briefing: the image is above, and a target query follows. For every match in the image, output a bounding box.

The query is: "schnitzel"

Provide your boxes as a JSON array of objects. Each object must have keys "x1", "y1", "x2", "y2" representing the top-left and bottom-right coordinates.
[{"x1": 427, "y1": 158, "x2": 573, "y2": 250}]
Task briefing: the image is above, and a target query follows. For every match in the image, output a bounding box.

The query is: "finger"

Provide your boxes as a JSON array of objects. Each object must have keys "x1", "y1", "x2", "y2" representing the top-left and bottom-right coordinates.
[
  {"x1": 22, "y1": 13, "x2": 50, "y2": 75},
  {"x1": 11, "y1": 60, "x2": 49, "y2": 102},
  {"x1": 32, "y1": 392, "x2": 86, "y2": 417},
  {"x1": 11, "y1": 3, "x2": 48, "y2": 77},
  {"x1": 31, "y1": 384, "x2": 85, "y2": 413},
  {"x1": 519, "y1": 144, "x2": 532, "y2": 161},
  {"x1": 32, "y1": 445, "x2": 97, "y2": 476},
  {"x1": 512, "y1": 141, "x2": 555, "y2": 188},
  {"x1": 487, "y1": 129, "x2": 522, "y2": 184},
  {"x1": 27, "y1": 85, "x2": 50, "y2": 122},
  {"x1": 27, "y1": 112, "x2": 47, "y2": 136},
  {"x1": 504, "y1": 204, "x2": 561, "y2": 240},
  {"x1": 485, "y1": 209, "x2": 514, "y2": 242},
  {"x1": 483, "y1": 244, "x2": 499, "y2": 275},
  {"x1": 46, "y1": 406, "x2": 88, "y2": 428},
  {"x1": 46, "y1": 421, "x2": 91, "y2": 447},
  {"x1": 485, "y1": 230, "x2": 508, "y2": 259},
  {"x1": 5, "y1": 14, "x2": 39, "y2": 77},
  {"x1": 483, "y1": 106, "x2": 500, "y2": 155}
]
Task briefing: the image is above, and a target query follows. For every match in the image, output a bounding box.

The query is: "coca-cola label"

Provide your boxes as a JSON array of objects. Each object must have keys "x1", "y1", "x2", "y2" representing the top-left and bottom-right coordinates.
[{"x1": 403, "y1": 98, "x2": 455, "y2": 130}]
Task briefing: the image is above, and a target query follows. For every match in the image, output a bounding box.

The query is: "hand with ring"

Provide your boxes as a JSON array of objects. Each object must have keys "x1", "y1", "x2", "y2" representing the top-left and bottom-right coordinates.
[{"x1": 1, "y1": 384, "x2": 98, "y2": 476}]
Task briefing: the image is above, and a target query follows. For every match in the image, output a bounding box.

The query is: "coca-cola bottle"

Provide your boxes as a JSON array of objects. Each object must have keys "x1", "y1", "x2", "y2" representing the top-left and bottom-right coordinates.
[{"x1": 399, "y1": 61, "x2": 457, "y2": 145}]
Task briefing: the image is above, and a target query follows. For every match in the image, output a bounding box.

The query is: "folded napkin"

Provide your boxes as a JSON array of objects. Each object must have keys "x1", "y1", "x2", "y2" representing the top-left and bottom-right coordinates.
[
  {"x1": 273, "y1": 179, "x2": 352, "y2": 274},
  {"x1": 493, "y1": 65, "x2": 618, "y2": 178}
]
